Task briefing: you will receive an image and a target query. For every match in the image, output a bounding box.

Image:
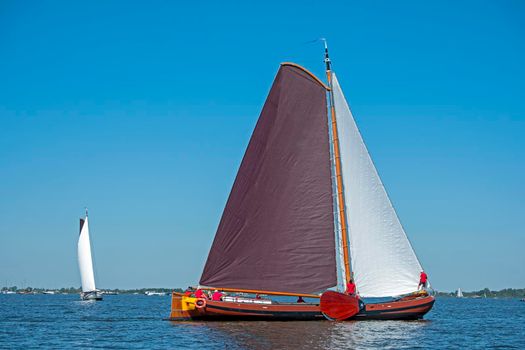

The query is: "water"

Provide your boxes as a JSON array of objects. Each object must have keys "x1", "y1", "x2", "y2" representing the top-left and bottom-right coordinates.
[{"x1": 1, "y1": 295, "x2": 524, "y2": 349}]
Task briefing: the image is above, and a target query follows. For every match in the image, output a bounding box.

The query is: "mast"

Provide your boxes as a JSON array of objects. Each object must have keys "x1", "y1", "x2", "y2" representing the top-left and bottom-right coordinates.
[{"x1": 323, "y1": 40, "x2": 352, "y2": 285}]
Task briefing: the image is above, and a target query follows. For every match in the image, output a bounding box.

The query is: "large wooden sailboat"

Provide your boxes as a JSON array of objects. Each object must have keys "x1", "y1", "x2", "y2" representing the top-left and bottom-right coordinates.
[{"x1": 170, "y1": 44, "x2": 434, "y2": 321}]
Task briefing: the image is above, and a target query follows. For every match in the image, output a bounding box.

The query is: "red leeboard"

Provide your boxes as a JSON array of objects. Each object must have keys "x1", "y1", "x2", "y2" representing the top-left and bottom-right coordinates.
[{"x1": 320, "y1": 291, "x2": 360, "y2": 321}]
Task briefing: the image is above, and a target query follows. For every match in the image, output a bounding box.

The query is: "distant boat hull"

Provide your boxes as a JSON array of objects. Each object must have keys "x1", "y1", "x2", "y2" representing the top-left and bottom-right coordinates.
[
  {"x1": 169, "y1": 293, "x2": 434, "y2": 321},
  {"x1": 81, "y1": 291, "x2": 103, "y2": 301}
]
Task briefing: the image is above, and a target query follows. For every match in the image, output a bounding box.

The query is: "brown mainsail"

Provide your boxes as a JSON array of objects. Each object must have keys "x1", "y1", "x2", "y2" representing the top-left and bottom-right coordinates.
[{"x1": 199, "y1": 64, "x2": 336, "y2": 294}]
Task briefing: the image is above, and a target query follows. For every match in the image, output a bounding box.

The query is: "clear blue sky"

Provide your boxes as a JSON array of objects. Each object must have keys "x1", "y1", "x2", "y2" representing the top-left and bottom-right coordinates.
[{"x1": 1, "y1": 1, "x2": 523, "y2": 292}]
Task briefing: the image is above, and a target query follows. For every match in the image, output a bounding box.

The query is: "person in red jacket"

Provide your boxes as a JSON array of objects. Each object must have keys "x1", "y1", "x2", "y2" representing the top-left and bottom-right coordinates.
[
  {"x1": 184, "y1": 286, "x2": 194, "y2": 296},
  {"x1": 346, "y1": 279, "x2": 356, "y2": 295},
  {"x1": 419, "y1": 271, "x2": 428, "y2": 290},
  {"x1": 211, "y1": 290, "x2": 224, "y2": 301},
  {"x1": 195, "y1": 288, "x2": 207, "y2": 299}
]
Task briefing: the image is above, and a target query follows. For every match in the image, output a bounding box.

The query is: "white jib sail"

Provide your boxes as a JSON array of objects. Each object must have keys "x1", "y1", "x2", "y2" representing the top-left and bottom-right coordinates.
[
  {"x1": 332, "y1": 73, "x2": 423, "y2": 297},
  {"x1": 78, "y1": 216, "x2": 97, "y2": 292}
]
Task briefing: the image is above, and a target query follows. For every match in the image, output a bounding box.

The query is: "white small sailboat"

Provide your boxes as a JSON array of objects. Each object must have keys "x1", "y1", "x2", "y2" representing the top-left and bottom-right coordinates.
[
  {"x1": 457, "y1": 288, "x2": 464, "y2": 298},
  {"x1": 78, "y1": 209, "x2": 102, "y2": 301}
]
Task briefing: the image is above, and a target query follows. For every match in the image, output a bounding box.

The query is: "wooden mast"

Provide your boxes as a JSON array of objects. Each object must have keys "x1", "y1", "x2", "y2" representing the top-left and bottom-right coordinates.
[{"x1": 323, "y1": 40, "x2": 352, "y2": 286}]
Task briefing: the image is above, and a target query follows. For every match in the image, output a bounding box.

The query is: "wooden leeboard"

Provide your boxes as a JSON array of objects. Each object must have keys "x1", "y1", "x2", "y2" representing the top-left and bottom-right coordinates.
[{"x1": 320, "y1": 291, "x2": 360, "y2": 321}]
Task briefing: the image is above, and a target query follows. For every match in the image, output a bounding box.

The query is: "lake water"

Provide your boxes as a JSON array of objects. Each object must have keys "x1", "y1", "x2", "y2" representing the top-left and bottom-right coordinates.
[{"x1": 0, "y1": 294, "x2": 524, "y2": 349}]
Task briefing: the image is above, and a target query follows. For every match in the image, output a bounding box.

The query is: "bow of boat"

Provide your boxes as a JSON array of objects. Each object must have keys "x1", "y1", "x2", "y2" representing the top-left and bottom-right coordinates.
[{"x1": 355, "y1": 295, "x2": 435, "y2": 320}]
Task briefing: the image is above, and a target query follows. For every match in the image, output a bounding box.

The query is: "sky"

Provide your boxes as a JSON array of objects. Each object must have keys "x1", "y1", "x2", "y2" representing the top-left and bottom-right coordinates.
[{"x1": 0, "y1": 1, "x2": 524, "y2": 292}]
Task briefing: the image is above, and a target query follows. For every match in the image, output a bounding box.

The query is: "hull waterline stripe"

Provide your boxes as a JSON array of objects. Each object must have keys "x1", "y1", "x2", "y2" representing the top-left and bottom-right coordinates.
[
  {"x1": 205, "y1": 303, "x2": 322, "y2": 318},
  {"x1": 361, "y1": 300, "x2": 435, "y2": 315}
]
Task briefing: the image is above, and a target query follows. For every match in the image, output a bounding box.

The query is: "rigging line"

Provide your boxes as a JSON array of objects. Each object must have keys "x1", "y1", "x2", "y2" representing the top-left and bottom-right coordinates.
[
  {"x1": 328, "y1": 107, "x2": 345, "y2": 292},
  {"x1": 303, "y1": 38, "x2": 326, "y2": 45}
]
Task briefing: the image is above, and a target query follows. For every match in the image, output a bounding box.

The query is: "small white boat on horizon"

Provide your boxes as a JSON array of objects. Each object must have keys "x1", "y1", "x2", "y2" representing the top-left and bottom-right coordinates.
[
  {"x1": 145, "y1": 291, "x2": 167, "y2": 296},
  {"x1": 457, "y1": 288, "x2": 464, "y2": 298},
  {"x1": 101, "y1": 290, "x2": 119, "y2": 295}
]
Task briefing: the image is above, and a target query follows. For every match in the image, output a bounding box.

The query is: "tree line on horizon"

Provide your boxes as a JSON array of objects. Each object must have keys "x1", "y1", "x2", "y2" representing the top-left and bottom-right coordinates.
[
  {"x1": 1, "y1": 286, "x2": 183, "y2": 294},
  {"x1": 435, "y1": 288, "x2": 524, "y2": 298}
]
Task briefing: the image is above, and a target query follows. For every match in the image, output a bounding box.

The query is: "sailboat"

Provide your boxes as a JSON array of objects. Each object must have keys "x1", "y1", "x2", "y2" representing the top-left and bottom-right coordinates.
[
  {"x1": 170, "y1": 43, "x2": 434, "y2": 321},
  {"x1": 457, "y1": 288, "x2": 464, "y2": 298},
  {"x1": 78, "y1": 209, "x2": 102, "y2": 301}
]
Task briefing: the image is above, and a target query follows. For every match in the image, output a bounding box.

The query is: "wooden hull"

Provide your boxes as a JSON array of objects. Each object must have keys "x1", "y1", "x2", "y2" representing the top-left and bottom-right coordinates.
[
  {"x1": 169, "y1": 293, "x2": 323, "y2": 321},
  {"x1": 169, "y1": 293, "x2": 434, "y2": 321}
]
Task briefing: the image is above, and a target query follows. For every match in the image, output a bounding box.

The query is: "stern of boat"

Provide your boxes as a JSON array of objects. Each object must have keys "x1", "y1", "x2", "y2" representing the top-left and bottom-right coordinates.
[{"x1": 169, "y1": 292, "x2": 201, "y2": 320}]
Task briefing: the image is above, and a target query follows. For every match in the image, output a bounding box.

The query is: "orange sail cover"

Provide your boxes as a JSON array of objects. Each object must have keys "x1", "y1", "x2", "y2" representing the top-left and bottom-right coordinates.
[{"x1": 200, "y1": 64, "x2": 336, "y2": 294}]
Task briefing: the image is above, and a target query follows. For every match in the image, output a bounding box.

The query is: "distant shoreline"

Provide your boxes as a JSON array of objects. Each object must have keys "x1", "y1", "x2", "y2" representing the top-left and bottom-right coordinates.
[
  {"x1": 0, "y1": 287, "x2": 182, "y2": 295},
  {"x1": 435, "y1": 288, "x2": 525, "y2": 298},
  {"x1": 2, "y1": 287, "x2": 524, "y2": 298}
]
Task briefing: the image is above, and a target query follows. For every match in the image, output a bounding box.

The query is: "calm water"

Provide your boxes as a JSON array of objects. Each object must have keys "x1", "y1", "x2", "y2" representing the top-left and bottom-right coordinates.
[{"x1": 0, "y1": 294, "x2": 524, "y2": 349}]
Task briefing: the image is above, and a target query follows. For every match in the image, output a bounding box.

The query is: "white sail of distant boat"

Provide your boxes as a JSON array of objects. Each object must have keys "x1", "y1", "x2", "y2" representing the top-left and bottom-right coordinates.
[
  {"x1": 457, "y1": 288, "x2": 464, "y2": 298},
  {"x1": 77, "y1": 209, "x2": 102, "y2": 301},
  {"x1": 332, "y1": 74, "x2": 423, "y2": 298}
]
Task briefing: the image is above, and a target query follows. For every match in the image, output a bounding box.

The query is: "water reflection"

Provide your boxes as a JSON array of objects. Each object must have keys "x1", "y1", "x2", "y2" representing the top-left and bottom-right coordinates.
[
  {"x1": 195, "y1": 320, "x2": 430, "y2": 349},
  {"x1": 326, "y1": 320, "x2": 431, "y2": 349}
]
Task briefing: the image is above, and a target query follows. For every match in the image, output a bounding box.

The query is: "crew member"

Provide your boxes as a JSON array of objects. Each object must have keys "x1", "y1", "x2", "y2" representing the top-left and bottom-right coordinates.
[
  {"x1": 211, "y1": 290, "x2": 224, "y2": 301},
  {"x1": 346, "y1": 279, "x2": 356, "y2": 295},
  {"x1": 195, "y1": 288, "x2": 206, "y2": 299},
  {"x1": 418, "y1": 271, "x2": 428, "y2": 290},
  {"x1": 297, "y1": 296, "x2": 305, "y2": 303}
]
